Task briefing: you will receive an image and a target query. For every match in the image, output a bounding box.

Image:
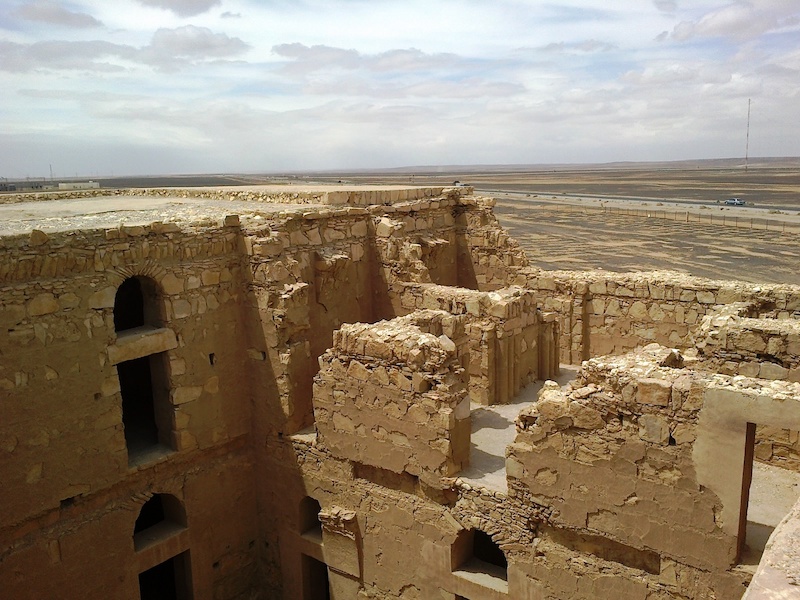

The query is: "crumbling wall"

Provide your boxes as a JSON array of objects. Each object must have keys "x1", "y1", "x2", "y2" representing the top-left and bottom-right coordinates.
[
  {"x1": 392, "y1": 283, "x2": 559, "y2": 404},
  {"x1": 694, "y1": 304, "x2": 800, "y2": 471},
  {"x1": 242, "y1": 210, "x2": 377, "y2": 435},
  {"x1": 695, "y1": 303, "x2": 800, "y2": 381},
  {"x1": 506, "y1": 345, "x2": 751, "y2": 599},
  {"x1": 313, "y1": 311, "x2": 470, "y2": 482}
]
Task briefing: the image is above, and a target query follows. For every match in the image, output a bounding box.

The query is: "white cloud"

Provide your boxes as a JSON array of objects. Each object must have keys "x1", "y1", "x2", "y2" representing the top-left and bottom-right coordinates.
[
  {"x1": 671, "y1": 1, "x2": 800, "y2": 41},
  {"x1": 0, "y1": 26, "x2": 250, "y2": 73},
  {"x1": 0, "y1": 40, "x2": 135, "y2": 72},
  {"x1": 142, "y1": 25, "x2": 250, "y2": 71},
  {"x1": 654, "y1": 0, "x2": 677, "y2": 13},
  {"x1": 541, "y1": 39, "x2": 617, "y2": 53},
  {"x1": 1, "y1": 1, "x2": 799, "y2": 176},
  {"x1": 14, "y1": 0, "x2": 103, "y2": 28},
  {"x1": 134, "y1": 0, "x2": 221, "y2": 18}
]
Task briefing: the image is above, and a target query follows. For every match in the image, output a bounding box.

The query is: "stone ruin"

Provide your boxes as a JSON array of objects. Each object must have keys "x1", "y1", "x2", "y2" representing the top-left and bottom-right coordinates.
[{"x1": 1, "y1": 184, "x2": 799, "y2": 599}]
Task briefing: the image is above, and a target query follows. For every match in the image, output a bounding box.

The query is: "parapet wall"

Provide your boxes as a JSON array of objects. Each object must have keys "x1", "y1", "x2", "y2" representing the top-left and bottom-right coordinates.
[{"x1": 0, "y1": 185, "x2": 450, "y2": 207}]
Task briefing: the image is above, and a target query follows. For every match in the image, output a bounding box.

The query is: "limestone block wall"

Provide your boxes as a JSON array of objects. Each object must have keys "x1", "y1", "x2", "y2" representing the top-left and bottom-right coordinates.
[
  {"x1": 453, "y1": 196, "x2": 530, "y2": 291},
  {"x1": 312, "y1": 310, "x2": 470, "y2": 482},
  {"x1": 241, "y1": 190, "x2": 535, "y2": 435},
  {"x1": 242, "y1": 210, "x2": 378, "y2": 435},
  {"x1": 0, "y1": 221, "x2": 260, "y2": 598},
  {"x1": 392, "y1": 282, "x2": 559, "y2": 405},
  {"x1": 695, "y1": 304, "x2": 800, "y2": 380},
  {"x1": 693, "y1": 305, "x2": 800, "y2": 471},
  {"x1": 524, "y1": 268, "x2": 800, "y2": 365}
]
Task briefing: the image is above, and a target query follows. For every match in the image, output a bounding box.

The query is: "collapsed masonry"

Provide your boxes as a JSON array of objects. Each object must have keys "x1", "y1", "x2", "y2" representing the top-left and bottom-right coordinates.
[{"x1": 1, "y1": 185, "x2": 799, "y2": 600}]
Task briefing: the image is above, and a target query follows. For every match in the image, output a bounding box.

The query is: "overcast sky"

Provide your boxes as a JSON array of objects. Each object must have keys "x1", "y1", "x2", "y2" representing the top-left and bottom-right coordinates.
[{"x1": 1, "y1": 0, "x2": 799, "y2": 177}]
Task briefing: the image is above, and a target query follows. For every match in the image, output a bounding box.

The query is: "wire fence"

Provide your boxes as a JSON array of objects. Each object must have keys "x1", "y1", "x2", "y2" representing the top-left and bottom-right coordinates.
[{"x1": 544, "y1": 203, "x2": 800, "y2": 235}]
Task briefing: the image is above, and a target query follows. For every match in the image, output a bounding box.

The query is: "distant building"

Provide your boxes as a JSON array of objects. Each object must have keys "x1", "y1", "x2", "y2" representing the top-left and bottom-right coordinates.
[{"x1": 58, "y1": 181, "x2": 100, "y2": 190}]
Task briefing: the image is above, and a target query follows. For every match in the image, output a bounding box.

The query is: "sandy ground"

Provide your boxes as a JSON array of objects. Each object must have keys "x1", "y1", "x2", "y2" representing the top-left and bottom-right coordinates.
[{"x1": 493, "y1": 193, "x2": 800, "y2": 286}]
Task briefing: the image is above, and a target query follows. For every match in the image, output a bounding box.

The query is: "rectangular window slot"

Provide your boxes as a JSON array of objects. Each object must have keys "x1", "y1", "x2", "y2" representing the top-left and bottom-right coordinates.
[
  {"x1": 353, "y1": 462, "x2": 418, "y2": 495},
  {"x1": 546, "y1": 527, "x2": 661, "y2": 575}
]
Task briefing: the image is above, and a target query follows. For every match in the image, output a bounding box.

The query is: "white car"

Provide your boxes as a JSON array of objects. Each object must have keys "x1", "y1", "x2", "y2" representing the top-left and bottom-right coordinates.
[{"x1": 725, "y1": 198, "x2": 745, "y2": 206}]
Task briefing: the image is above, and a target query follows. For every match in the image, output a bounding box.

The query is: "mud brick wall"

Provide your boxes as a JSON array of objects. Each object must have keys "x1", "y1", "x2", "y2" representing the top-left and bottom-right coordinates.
[{"x1": 313, "y1": 311, "x2": 470, "y2": 482}]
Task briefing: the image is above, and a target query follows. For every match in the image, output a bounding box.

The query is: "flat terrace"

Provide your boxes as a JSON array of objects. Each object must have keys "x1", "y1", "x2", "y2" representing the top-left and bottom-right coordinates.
[{"x1": 0, "y1": 185, "x2": 448, "y2": 236}]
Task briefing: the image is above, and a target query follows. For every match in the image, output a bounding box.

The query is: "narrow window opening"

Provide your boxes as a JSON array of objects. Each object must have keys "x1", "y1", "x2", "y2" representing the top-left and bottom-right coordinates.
[
  {"x1": 138, "y1": 551, "x2": 192, "y2": 600},
  {"x1": 134, "y1": 494, "x2": 187, "y2": 552},
  {"x1": 208, "y1": 353, "x2": 216, "y2": 366},
  {"x1": 135, "y1": 496, "x2": 166, "y2": 534},
  {"x1": 118, "y1": 353, "x2": 172, "y2": 462},
  {"x1": 115, "y1": 277, "x2": 144, "y2": 332},
  {"x1": 301, "y1": 554, "x2": 330, "y2": 600}
]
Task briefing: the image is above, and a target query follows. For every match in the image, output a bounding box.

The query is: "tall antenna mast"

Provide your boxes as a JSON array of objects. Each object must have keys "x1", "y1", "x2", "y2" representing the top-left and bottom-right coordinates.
[{"x1": 744, "y1": 98, "x2": 751, "y2": 172}]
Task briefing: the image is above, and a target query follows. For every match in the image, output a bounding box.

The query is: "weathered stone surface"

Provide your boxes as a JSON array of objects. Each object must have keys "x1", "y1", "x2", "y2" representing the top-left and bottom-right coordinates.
[
  {"x1": 107, "y1": 327, "x2": 177, "y2": 365},
  {"x1": 3, "y1": 185, "x2": 798, "y2": 600}
]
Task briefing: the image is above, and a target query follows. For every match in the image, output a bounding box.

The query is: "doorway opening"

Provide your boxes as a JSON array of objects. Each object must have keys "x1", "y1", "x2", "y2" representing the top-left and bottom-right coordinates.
[
  {"x1": 138, "y1": 551, "x2": 192, "y2": 600},
  {"x1": 739, "y1": 422, "x2": 800, "y2": 566},
  {"x1": 301, "y1": 554, "x2": 330, "y2": 600}
]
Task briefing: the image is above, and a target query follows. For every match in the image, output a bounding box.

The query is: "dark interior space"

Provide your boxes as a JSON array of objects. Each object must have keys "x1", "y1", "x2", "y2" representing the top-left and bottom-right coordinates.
[
  {"x1": 301, "y1": 554, "x2": 330, "y2": 600},
  {"x1": 138, "y1": 552, "x2": 192, "y2": 600},
  {"x1": 299, "y1": 497, "x2": 322, "y2": 536},
  {"x1": 115, "y1": 277, "x2": 145, "y2": 332},
  {"x1": 114, "y1": 276, "x2": 164, "y2": 332},
  {"x1": 118, "y1": 356, "x2": 158, "y2": 451},
  {"x1": 139, "y1": 558, "x2": 178, "y2": 600},
  {"x1": 135, "y1": 495, "x2": 166, "y2": 534},
  {"x1": 473, "y1": 530, "x2": 507, "y2": 571}
]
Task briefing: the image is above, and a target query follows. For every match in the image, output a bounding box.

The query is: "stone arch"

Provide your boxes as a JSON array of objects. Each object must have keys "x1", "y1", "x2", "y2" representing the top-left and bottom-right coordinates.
[
  {"x1": 134, "y1": 493, "x2": 187, "y2": 537},
  {"x1": 114, "y1": 275, "x2": 165, "y2": 332}
]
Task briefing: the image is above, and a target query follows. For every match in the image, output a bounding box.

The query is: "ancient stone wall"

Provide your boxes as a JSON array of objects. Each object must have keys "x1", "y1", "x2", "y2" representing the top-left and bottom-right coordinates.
[
  {"x1": 391, "y1": 283, "x2": 559, "y2": 404},
  {"x1": 693, "y1": 304, "x2": 800, "y2": 471},
  {"x1": 313, "y1": 311, "x2": 470, "y2": 482},
  {"x1": 524, "y1": 268, "x2": 800, "y2": 365},
  {"x1": 0, "y1": 221, "x2": 260, "y2": 598}
]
